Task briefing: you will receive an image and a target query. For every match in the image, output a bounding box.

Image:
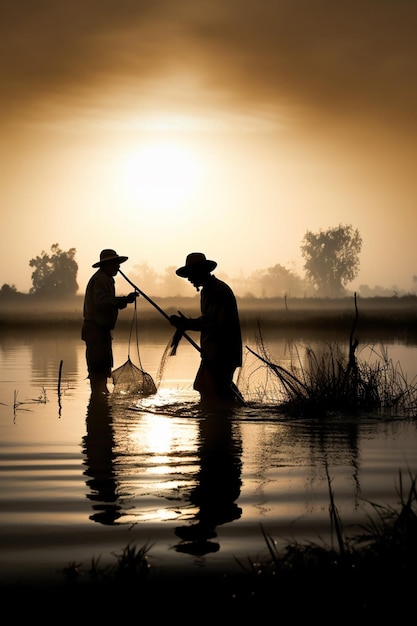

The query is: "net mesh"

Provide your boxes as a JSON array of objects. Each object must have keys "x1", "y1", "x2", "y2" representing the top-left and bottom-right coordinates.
[
  {"x1": 112, "y1": 357, "x2": 157, "y2": 396},
  {"x1": 111, "y1": 298, "x2": 157, "y2": 397}
]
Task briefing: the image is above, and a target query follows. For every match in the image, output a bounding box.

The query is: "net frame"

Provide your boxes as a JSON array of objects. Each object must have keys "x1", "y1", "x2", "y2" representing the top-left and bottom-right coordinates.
[{"x1": 111, "y1": 298, "x2": 157, "y2": 397}]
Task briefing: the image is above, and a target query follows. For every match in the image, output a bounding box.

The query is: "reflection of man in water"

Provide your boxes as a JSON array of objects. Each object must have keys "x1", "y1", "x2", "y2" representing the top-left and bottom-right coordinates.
[
  {"x1": 175, "y1": 413, "x2": 242, "y2": 555},
  {"x1": 82, "y1": 394, "x2": 122, "y2": 525}
]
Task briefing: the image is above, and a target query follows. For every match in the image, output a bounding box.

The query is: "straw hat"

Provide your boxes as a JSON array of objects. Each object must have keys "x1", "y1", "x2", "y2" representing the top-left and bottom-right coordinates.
[
  {"x1": 92, "y1": 249, "x2": 128, "y2": 268},
  {"x1": 176, "y1": 252, "x2": 217, "y2": 277}
]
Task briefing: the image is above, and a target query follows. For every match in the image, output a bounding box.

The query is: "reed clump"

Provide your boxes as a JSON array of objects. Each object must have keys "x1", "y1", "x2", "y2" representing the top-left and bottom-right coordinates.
[
  {"x1": 247, "y1": 333, "x2": 417, "y2": 417},
  {"x1": 61, "y1": 542, "x2": 153, "y2": 588},
  {"x1": 3, "y1": 471, "x2": 415, "y2": 620},
  {"x1": 229, "y1": 469, "x2": 417, "y2": 618}
]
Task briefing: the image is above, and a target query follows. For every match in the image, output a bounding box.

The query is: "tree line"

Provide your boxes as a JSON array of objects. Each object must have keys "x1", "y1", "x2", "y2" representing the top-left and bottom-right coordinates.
[{"x1": 0, "y1": 225, "x2": 410, "y2": 299}]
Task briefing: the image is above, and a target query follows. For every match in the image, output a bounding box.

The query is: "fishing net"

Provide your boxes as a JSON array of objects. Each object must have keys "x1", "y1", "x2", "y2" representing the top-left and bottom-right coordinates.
[
  {"x1": 111, "y1": 298, "x2": 157, "y2": 397},
  {"x1": 153, "y1": 332, "x2": 182, "y2": 389},
  {"x1": 112, "y1": 357, "x2": 157, "y2": 396}
]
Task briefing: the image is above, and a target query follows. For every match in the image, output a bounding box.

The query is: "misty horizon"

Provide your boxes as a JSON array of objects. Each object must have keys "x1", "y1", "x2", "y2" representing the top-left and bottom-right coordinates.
[{"x1": 2, "y1": 3, "x2": 416, "y2": 296}]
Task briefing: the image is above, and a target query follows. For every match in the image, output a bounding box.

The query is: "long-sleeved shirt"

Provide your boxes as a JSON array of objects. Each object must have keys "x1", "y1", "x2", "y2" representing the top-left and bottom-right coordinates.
[
  {"x1": 187, "y1": 275, "x2": 242, "y2": 369},
  {"x1": 83, "y1": 269, "x2": 128, "y2": 330}
]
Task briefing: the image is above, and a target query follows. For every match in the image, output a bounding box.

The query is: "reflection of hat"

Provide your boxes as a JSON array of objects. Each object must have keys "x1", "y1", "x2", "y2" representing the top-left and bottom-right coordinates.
[
  {"x1": 92, "y1": 249, "x2": 128, "y2": 268},
  {"x1": 176, "y1": 252, "x2": 217, "y2": 277}
]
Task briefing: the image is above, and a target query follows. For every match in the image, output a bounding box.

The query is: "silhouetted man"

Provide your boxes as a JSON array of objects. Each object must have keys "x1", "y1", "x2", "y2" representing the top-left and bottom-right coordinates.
[
  {"x1": 82, "y1": 249, "x2": 137, "y2": 395},
  {"x1": 170, "y1": 252, "x2": 244, "y2": 407}
]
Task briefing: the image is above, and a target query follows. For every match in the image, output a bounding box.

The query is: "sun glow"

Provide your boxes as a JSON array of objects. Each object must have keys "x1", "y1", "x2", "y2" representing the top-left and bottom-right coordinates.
[{"x1": 122, "y1": 140, "x2": 202, "y2": 216}]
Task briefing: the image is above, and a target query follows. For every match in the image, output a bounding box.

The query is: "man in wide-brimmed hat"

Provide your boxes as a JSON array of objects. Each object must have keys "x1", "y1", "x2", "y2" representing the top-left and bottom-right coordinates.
[
  {"x1": 170, "y1": 252, "x2": 244, "y2": 407},
  {"x1": 82, "y1": 249, "x2": 137, "y2": 395}
]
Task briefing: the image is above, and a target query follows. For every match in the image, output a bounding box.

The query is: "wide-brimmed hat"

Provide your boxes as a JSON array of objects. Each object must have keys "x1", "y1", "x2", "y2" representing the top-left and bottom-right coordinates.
[
  {"x1": 176, "y1": 252, "x2": 217, "y2": 277},
  {"x1": 92, "y1": 249, "x2": 128, "y2": 268}
]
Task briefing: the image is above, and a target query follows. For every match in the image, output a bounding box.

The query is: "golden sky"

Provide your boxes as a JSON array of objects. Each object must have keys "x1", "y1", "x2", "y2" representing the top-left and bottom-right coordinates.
[{"x1": 1, "y1": 0, "x2": 416, "y2": 294}]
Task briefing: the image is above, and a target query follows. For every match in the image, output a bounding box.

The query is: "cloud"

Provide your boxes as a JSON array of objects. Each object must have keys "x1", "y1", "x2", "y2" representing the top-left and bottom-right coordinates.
[{"x1": 1, "y1": 0, "x2": 416, "y2": 135}]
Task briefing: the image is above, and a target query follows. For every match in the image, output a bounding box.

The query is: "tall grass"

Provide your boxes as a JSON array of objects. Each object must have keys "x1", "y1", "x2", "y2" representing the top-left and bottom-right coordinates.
[
  {"x1": 3, "y1": 473, "x2": 416, "y2": 619},
  {"x1": 247, "y1": 330, "x2": 417, "y2": 417},
  {"x1": 230, "y1": 469, "x2": 417, "y2": 617}
]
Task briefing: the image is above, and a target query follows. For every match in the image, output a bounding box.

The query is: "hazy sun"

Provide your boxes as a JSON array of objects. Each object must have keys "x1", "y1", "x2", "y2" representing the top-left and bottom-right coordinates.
[{"x1": 122, "y1": 141, "x2": 202, "y2": 215}]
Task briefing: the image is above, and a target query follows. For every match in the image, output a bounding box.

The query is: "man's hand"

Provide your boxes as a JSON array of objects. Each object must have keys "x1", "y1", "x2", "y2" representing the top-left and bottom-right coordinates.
[
  {"x1": 169, "y1": 314, "x2": 187, "y2": 330},
  {"x1": 126, "y1": 291, "x2": 139, "y2": 304}
]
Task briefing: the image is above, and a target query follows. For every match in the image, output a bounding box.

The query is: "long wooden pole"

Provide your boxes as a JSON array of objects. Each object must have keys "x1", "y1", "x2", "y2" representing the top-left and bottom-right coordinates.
[{"x1": 118, "y1": 269, "x2": 201, "y2": 352}]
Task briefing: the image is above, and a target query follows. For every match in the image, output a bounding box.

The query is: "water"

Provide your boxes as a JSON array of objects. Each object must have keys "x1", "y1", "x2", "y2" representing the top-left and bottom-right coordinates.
[{"x1": 0, "y1": 326, "x2": 416, "y2": 586}]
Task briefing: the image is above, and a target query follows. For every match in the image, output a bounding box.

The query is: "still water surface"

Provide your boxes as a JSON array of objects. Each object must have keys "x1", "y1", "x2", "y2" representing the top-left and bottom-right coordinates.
[{"x1": 0, "y1": 327, "x2": 416, "y2": 585}]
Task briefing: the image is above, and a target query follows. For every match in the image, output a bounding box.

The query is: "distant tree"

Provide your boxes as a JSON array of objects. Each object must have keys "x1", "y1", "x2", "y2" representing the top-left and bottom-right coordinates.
[
  {"x1": 29, "y1": 243, "x2": 78, "y2": 296},
  {"x1": 0, "y1": 283, "x2": 18, "y2": 295},
  {"x1": 159, "y1": 265, "x2": 192, "y2": 297},
  {"x1": 240, "y1": 264, "x2": 313, "y2": 298},
  {"x1": 357, "y1": 284, "x2": 402, "y2": 297},
  {"x1": 129, "y1": 262, "x2": 161, "y2": 297},
  {"x1": 301, "y1": 224, "x2": 362, "y2": 297}
]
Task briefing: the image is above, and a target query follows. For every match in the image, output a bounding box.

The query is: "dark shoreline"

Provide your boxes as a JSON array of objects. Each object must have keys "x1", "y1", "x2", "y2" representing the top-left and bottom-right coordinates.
[{"x1": 1, "y1": 301, "x2": 416, "y2": 342}]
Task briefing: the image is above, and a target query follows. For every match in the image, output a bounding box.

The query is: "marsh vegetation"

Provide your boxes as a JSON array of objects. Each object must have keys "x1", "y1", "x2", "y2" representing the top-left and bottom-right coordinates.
[
  {"x1": 1, "y1": 295, "x2": 416, "y2": 617},
  {"x1": 5, "y1": 471, "x2": 415, "y2": 619}
]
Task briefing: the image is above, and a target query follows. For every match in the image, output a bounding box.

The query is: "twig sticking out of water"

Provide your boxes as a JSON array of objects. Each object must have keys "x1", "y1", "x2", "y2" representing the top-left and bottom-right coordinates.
[
  {"x1": 13, "y1": 387, "x2": 48, "y2": 413},
  {"x1": 58, "y1": 360, "x2": 63, "y2": 417}
]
